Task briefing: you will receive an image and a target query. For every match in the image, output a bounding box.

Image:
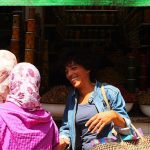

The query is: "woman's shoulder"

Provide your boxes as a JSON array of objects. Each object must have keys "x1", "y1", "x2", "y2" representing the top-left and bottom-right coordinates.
[{"x1": 98, "y1": 82, "x2": 120, "y2": 94}]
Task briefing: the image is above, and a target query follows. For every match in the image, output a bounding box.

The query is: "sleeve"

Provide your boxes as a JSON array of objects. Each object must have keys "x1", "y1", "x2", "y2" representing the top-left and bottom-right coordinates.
[
  {"x1": 0, "y1": 116, "x2": 7, "y2": 146},
  {"x1": 59, "y1": 94, "x2": 71, "y2": 142},
  {"x1": 106, "y1": 85, "x2": 131, "y2": 128},
  {"x1": 51, "y1": 117, "x2": 59, "y2": 150}
]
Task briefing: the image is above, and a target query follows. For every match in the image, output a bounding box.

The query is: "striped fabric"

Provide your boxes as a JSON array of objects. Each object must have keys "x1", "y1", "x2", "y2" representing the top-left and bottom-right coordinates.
[{"x1": 91, "y1": 128, "x2": 144, "y2": 147}]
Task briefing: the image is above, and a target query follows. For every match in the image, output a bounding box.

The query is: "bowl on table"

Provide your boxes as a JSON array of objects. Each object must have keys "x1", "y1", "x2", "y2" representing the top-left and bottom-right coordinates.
[
  {"x1": 139, "y1": 105, "x2": 150, "y2": 117},
  {"x1": 126, "y1": 103, "x2": 134, "y2": 112}
]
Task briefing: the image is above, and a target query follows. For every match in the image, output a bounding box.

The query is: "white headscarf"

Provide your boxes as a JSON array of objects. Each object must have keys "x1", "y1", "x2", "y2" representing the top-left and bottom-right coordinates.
[
  {"x1": 6, "y1": 62, "x2": 41, "y2": 111},
  {"x1": 0, "y1": 50, "x2": 17, "y2": 102}
]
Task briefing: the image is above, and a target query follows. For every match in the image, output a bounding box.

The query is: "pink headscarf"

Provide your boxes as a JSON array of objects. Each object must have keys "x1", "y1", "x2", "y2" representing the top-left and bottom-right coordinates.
[
  {"x1": 6, "y1": 62, "x2": 41, "y2": 111},
  {"x1": 0, "y1": 63, "x2": 59, "y2": 149},
  {"x1": 0, "y1": 50, "x2": 17, "y2": 102}
]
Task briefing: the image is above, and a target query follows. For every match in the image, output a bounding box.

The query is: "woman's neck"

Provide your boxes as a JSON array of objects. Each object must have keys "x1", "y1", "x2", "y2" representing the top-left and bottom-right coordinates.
[{"x1": 78, "y1": 82, "x2": 95, "y2": 104}]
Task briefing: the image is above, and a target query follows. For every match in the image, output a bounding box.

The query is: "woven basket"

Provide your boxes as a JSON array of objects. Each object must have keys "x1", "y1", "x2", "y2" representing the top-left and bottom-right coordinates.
[{"x1": 91, "y1": 135, "x2": 150, "y2": 150}]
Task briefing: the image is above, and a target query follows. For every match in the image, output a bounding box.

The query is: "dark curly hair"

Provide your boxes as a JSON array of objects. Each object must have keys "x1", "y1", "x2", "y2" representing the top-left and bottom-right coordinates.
[{"x1": 60, "y1": 48, "x2": 99, "y2": 82}]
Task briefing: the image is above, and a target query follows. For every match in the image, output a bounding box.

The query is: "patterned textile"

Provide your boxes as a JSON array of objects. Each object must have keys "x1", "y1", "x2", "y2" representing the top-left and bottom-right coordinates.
[
  {"x1": 6, "y1": 62, "x2": 41, "y2": 111},
  {"x1": 0, "y1": 102, "x2": 59, "y2": 150},
  {"x1": 91, "y1": 136, "x2": 117, "y2": 147},
  {"x1": 0, "y1": 50, "x2": 17, "y2": 102},
  {"x1": 91, "y1": 128, "x2": 144, "y2": 148}
]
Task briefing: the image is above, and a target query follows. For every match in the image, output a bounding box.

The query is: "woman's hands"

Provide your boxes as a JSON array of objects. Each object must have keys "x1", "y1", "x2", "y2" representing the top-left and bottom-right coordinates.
[
  {"x1": 57, "y1": 138, "x2": 70, "y2": 150},
  {"x1": 85, "y1": 110, "x2": 116, "y2": 134}
]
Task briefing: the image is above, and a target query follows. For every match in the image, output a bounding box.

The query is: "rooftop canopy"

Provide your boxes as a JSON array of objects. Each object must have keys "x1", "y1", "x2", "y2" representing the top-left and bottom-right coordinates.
[{"x1": 0, "y1": 0, "x2": 150, "y2": 6}]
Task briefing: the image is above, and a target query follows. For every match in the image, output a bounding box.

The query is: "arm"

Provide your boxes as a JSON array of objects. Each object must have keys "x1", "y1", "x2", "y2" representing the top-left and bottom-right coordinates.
[
  {"x1": 58, "y1": 94, "x2": 72, "y2": 150},
  {"x1": 0, "y1": 114, "x2": 7, "y2": 146},
  {"x1": 85, "y1": 85, "x2": 131, "y2": 133},
  {"x1": 51, "y1": 118, "x2": 59, "y2": 150},
  {"x1": 108, "y1": 110, "x2": 126, "y2": 127},
  {"x1": 107, "y1": 85, "x2": 131, "y2": 128}
]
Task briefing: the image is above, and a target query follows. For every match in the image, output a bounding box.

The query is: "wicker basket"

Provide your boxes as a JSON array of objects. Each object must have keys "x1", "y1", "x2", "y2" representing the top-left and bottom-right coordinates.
[{"x1": 91, "y1": 135, "x2": 150, "y2": 150}]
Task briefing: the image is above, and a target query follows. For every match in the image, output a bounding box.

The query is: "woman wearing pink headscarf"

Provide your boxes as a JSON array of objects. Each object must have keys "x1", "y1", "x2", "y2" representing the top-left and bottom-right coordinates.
[
  {"x1": 0, "y1": 62, "x2": 59, "y2": 150},
  {"x1": 0, "y1": 50, "x2": 17, "y2": 103}
]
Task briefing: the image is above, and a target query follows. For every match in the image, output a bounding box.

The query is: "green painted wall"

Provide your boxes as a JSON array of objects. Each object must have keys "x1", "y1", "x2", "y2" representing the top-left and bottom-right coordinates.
[{"x1": 0, "y1": 0, "x2": 150, "y2": 6}]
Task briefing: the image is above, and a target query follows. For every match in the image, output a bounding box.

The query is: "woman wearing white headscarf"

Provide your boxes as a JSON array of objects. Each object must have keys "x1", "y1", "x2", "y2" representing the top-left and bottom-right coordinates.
[{"x1": 0, "y1": 50, "x2": 17, "y2": 103}]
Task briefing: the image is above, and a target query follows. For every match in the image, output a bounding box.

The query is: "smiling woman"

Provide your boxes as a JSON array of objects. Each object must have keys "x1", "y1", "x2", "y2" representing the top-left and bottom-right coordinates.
[{"x1": 58, "y1": 49, "x2": 132, "y2": 150}]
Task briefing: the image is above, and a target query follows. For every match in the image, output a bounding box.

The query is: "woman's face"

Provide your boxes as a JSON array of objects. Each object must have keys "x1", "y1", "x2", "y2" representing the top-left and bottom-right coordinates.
[{"x1": 65, "y1": 62, "x2": 90, "y2": 88}]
